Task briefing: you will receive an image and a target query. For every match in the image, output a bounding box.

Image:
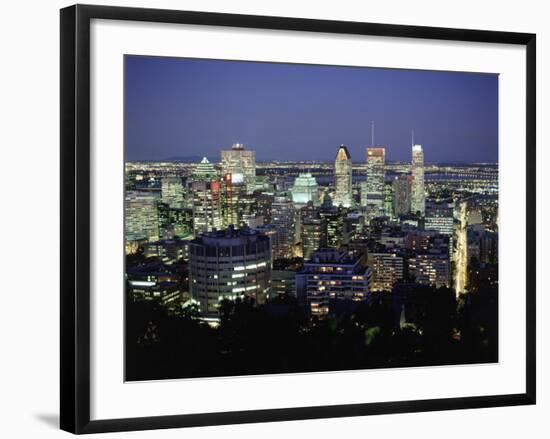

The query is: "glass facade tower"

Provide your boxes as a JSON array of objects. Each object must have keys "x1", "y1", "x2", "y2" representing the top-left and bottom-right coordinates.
[{"x1": 411, "y1": 144, "x2": 426, "y2": 215}]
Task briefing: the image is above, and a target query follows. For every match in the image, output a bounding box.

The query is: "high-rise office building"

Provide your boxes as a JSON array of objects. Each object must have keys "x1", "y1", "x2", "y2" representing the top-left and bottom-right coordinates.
[
  {"x1": 424, "y1": 202, "x2": 455, "y2": 233},
  {"x1": 254, "y1": 192, "x2": 274, "y2": 226},
  {"x1": 222, "y1": 172, "x2": 254, "y2": 228},
  {"x1": 301, "y1": 217, "x2": 326, "y2": 259},
  {"x1": 270, "y1": 194, "x2": 296, "y2": 259},
  {"x1": 192, "y1": 181, "x2": 223, "y2": 235},
  {"x1": 290, "y1": 172, "x2": 320, "y2": 207},
  {"x1": 425, "y1": 201, "x2": 455, "y2": 257},
  {"x1": 333, "y1": 145, "x2": 353, "y2": 208},
  {"x1": 365, "y1": 147, "x2": 386, "y2": 214},
  {"x1": 161, "y1": 176, "x2": 184, "y2": 209},
  {"x1": 411, "y1": 144, "x2": 426, "y2": 215},
  {"x1": 294, "y1": 202, "x2": 318, "y2": 256},
  {"x1": 188, "y1": 227, "x2": 272, "y2": 317},
  {"x1": 191, "y1": 158, "x2": 222, "y2": 235},
  {"x1": 319, "y1": 207, "x2": 345, "y2": 249},
  {"x1": 125, "y1": 191, "x2": 160, "y2": 253},
  {"x1": 221, "y1": 143, "x2": 256, "y2": 194},
  {"x1": 393, "y1": 175, "x2": 413, "y2": 217}
]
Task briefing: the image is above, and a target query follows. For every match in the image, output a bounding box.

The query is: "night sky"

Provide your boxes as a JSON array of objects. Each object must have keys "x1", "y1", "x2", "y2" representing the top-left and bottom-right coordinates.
[{"x1": 124, "y1": 55, "x2": 498, "y2": 164}]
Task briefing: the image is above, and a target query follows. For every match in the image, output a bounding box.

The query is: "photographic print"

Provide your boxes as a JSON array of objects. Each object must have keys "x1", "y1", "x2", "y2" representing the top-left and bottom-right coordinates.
[{"x1": 124, "y1": 55, "x2": 499, "y2": 381}]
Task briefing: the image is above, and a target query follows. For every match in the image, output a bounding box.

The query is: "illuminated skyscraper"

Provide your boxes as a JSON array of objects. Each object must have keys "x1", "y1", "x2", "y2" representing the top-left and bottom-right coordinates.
[
  {"x1": 333, "y1": 145, "x2": 353, "y2": 208},
  {"x1": 221, "y1": 143, "x2": 256, "y2": 194},
  {"x1": 365, "y1": 147, "x2": 386, "y2": 214},
  {"x1": 411, "y1": 144, "x2": 426, "y2": 215},
  {"x1": 301, "y1": 217, "x2": 326, "y2": 259},
  {"x1": 161, "y1": 176, "x2": 184, "y2": 209},
  {"x1": 222, "y1": 172, "x2": 253, "y2": 228},
  {"x1": 319, "y1": 207, "x2": 345, "y2": 249},
  {"x1": 191, "y1": 157, "x2": 223, "y2": 234},
  {"x1": 255, "y1": 192, "x2": 274, "y2": 226},
  {"x1": 425, "y1": 201, "x2": 455, "y2": 258},
  {"x1": 270, "y1": 194, "x2": 296, "y2": 259},
  {"x1": 125, "y1": 191, "x2": 160, "y2": 253},
  {"x1": 290, "y1": 173, "x2": 320, "y2": 207}
]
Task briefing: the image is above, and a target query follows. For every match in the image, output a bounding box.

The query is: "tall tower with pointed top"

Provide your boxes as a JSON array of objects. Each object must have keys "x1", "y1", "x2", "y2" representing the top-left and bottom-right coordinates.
[
  {"x1": 411, "y1": 144, "x2": 426, "y2": 215},
  {"x1": 334, "y1": 145, "x2": 353, "y2": 208}
]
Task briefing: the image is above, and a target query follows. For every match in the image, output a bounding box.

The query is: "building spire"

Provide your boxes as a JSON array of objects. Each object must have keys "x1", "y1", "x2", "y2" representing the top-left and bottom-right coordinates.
[
  {"x1": 371, "y1": 120, "x2": 375, "y2": 146},
  {"x1": 411, "y1": 129, "x2": 415, "y2": 147}
]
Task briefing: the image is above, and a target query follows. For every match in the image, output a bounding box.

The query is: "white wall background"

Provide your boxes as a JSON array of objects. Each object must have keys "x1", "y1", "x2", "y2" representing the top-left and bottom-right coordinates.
[{"x1": 0, "y1": 0, "x2": 547, "y2": 437}]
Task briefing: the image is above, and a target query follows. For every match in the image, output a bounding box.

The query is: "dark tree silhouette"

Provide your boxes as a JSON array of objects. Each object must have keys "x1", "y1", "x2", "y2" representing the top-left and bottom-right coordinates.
[{"x1": 126, "y1": 283, "x2": 498, "y2": 381}]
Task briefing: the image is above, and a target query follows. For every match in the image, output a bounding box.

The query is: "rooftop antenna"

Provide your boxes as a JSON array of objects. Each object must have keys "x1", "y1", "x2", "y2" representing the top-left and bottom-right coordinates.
[
  {"x1": 371, "y1": 121, "x2": 375, "y2": 146},
  {"x1": 411, "y1": 129, "x2": 415, "y2": 147}
]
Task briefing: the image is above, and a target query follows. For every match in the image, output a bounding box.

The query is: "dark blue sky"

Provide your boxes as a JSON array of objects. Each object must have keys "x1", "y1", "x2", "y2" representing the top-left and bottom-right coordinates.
[{"x1": 124, "y1": 55, "x2": 498, "y2": 163}]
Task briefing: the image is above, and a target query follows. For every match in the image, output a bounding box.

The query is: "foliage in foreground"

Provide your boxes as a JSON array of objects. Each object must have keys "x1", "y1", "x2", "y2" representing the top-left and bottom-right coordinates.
[{"x1": 125, "y1": 287, "x2": 497, "y2": 381}]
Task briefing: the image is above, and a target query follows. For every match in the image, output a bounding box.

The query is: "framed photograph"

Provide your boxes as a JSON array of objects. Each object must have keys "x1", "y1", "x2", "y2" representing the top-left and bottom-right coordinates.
[{"x1": 60, "y1": 4, "x2": 536, "y2": 434}]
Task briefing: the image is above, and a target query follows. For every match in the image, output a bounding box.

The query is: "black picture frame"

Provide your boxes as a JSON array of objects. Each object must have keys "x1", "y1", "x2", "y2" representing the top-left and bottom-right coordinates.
[{"x1": 60, "y1": 4, "x2": 536, "y2": 434}]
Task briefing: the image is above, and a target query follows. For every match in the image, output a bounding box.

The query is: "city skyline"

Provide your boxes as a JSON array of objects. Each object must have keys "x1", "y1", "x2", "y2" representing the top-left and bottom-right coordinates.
[
  {"x1": 124, "y1": 56, "x2": 498, "y2": 163},
  {"x1": 124, "y1": 55, "x2": 499, "y2": 381}
]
